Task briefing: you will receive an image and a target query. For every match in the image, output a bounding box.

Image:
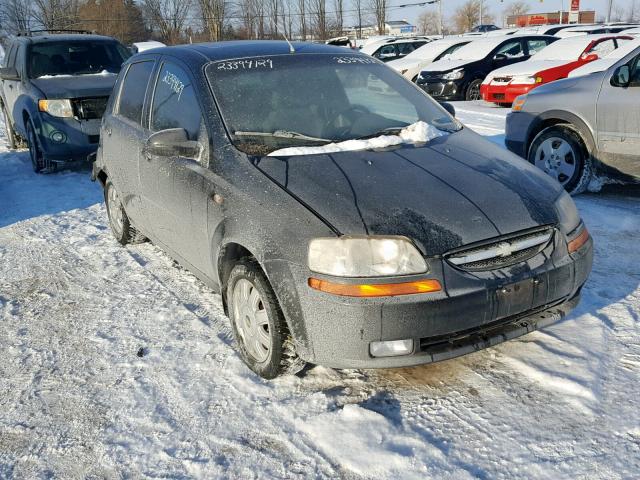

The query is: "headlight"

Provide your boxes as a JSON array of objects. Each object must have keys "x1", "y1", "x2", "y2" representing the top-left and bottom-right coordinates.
[
  {"x1": 38, "y1": 99, "x2": 73, "y2": 118},
  {"x1": 308, "y1": 236, "x2": 427, "y2": 277},
  {"x1": 511, "y1": 95, "x2": 527, "y2": 111},
  {"x1": 441, "y1": 69, "x2": 464, "y2": 80},
  {"x1": 512, "y1": 75, "x2": 537, "y2": 85},
  {"x1": 555, "y1": 191, "x2": 581, "y2": 235}
]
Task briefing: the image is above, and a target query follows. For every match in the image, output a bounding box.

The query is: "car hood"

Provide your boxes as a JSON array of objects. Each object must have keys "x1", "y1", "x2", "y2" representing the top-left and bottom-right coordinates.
[
  {"x1": 485, "y1": 60, "x2": 569, "y2": 81},
  {"x1": 388, "y1": 57, "x2": 421, "y2": 71},
  {"x1": 568, "y1": 57, "x2": 616, "y2": 77},
  {"x1": 254, "y1": 128, "x2": 563, "y2": 256},
  {"x1": 31, "y1": 73, "x2": 118, "y2": 99},
  {"x1": 421, "y1": 58, "x2": 472, "y2": 74},
  {"x1": 527, "y1": 74, "x2": 585, "y2": 96}
]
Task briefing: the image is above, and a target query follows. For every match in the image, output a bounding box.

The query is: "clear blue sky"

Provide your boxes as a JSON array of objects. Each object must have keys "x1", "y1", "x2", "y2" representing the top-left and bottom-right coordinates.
[{"x1": 382, "y1": 0, "x2": 620, "y2": 27}]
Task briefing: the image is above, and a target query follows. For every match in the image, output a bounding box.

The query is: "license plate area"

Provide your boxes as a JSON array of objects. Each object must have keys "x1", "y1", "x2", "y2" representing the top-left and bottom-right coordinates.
[{"x1": 496, "y1": 278, "x2": 536, "y2": 319}]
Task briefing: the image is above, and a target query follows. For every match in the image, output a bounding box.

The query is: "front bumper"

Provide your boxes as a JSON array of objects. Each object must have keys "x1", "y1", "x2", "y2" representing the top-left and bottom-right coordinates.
[
  {"x1": 270, "y1": 230, "x2": 593, "y2": 369},
  {"x1": 417, "y1": 79, "x2": 465, "y2": 100},
  {"x1": 481, "y1": 83, "x2": 535, "y2": 104},
  {"x1": 35, "y1": 113, "x2": 100, "y2": 162}
]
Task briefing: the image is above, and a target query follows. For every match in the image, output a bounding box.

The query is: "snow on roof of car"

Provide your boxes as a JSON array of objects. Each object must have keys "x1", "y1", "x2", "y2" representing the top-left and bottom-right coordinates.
[
  {"x1": 402, "y1": 37, "x2": 470, "y2": 60},
  {"x1": 532, "y1": 34, "x2": 631, "y2": 60}
]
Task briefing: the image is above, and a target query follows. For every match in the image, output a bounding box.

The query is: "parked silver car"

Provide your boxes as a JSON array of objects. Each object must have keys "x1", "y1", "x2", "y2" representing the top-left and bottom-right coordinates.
[{"x1": 505, "y1": 41, "x2": 640, "y2": 194}]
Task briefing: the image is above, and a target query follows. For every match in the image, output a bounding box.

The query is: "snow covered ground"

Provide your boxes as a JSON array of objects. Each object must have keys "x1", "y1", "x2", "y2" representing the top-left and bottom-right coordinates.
[{"x1": 1, "y1": 102, "x2": 639, "y2": 479}]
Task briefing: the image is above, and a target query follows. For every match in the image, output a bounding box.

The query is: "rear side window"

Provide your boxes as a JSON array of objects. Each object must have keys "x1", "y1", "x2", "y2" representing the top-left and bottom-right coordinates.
[
  {"x1": 150, "y1": 63, "x2": 202, "y2": 140},
  {"x1": 117, "y1": 61, "x2": 154, "y2": 125}
]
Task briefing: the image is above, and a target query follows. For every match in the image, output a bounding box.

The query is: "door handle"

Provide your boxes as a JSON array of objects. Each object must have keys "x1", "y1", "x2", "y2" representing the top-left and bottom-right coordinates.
[{"x1": 105, "y1": 127, "x2": 112, "y2": 136}]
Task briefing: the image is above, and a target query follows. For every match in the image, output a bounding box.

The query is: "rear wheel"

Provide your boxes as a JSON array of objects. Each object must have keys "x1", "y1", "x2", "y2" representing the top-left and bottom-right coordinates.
[
  {"x1": 528, "y1": 125, "x2": 592, "y2": 195},
  {"x1": 1, "y1": 103, "x2": 18, "y2": 150},
  {"x1": 227, "y1": 259, "x2": 304, "y2": 379},
  {"x1": 26, "y1": 119, "x2": 52, "y2": 173},
  {"x1": 104, "y1": 179, "x2": 147, "y2": 245},
  {"x1": 465, "y1": 79, "x2": 483, "y2": 101}
]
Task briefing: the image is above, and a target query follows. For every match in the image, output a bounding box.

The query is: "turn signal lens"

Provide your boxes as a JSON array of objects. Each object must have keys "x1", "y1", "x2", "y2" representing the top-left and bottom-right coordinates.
[
  {"x1": 568, "y1": 227, "x2": 590, "y2": 253},
  {"x1": 512, "y1": 95, "x2": 527, "y2": 111},
  {"x1": 308, "y1": 278, "x2": 442, "y2": 297},
  {"x1": 535, "y1": 76, "x2": 543, "y2": 83}
]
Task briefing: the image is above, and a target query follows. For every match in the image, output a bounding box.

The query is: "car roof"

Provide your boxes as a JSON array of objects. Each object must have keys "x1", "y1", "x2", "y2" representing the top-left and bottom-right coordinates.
[
  {"x1": 150, "y1": 40, "x2": 368, "y2": 62},
  {"x1": 461, "y1": 34, "x2": 552, "y2": 47},
  {"x1": 13, "y1": 33, "x2": 119, "y2": 44}
]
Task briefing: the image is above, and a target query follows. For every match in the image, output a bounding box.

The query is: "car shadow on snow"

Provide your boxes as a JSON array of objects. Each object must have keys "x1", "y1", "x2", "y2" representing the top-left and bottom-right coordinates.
[{"x1": 0, "y1": 149, "x2": 102, "y2": 228}]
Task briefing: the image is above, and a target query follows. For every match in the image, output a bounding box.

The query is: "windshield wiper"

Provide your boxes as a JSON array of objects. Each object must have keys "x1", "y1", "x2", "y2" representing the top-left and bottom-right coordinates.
[
  {"x1": 356, "y1": 126, "x2": 407, "y2": 140},
  {"x1": 233, "y1": 130, "x2": 331, "y2": 143}
]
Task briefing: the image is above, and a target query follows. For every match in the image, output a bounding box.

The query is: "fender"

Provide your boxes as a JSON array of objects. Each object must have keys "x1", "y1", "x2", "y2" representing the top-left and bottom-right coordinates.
[{"x1": 526, "y1": 109, "x2": 596, "y2": 155}]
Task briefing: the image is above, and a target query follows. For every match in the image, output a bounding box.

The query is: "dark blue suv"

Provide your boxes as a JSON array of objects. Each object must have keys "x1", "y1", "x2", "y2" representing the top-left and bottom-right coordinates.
[{"x1": 0, "y1": 33, "x2": 130, "y2": 172}]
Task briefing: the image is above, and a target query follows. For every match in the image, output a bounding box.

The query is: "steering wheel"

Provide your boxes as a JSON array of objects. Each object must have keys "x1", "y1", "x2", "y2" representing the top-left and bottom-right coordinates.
[{"x1": 324, "y1": 105, "x2": 371, "y2": 139}]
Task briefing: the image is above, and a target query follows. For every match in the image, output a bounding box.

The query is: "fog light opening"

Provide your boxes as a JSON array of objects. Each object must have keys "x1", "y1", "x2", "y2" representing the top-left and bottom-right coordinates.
[
  {"x1": 370, "y1": 339, "x2": 413, "y2": 358},
  {"x1": 50, "y1": 131, "x2": 67, "y2": 144}
]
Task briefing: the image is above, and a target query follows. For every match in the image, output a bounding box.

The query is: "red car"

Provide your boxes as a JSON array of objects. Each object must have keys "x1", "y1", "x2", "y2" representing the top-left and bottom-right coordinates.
[{"x1": 481, "y1": 34, "x2": 633, "y2": 105}]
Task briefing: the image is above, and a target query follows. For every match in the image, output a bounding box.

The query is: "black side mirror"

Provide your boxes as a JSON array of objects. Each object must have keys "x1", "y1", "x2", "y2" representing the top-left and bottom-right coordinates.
[
  {"x1": 493, "y1": 53, "x2": 508, "y2": 62},
  {"x1": 0, "y1": 67, "x2": 20, "y2": 81},
  {"x1": 439, "y1": 101, "x2": 456, "y2": 117},
  {"x1": 144, "y1": 128, "x2": 201, "y2": 160},
  {"x1": 611, "y1": 64, "x2": 631, "y2": 87}
]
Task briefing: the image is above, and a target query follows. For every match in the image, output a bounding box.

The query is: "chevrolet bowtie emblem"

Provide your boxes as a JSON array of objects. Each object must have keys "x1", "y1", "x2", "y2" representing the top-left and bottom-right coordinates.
[{"x1": 495, "y1": 242, "x2": 515, "y2": 257}]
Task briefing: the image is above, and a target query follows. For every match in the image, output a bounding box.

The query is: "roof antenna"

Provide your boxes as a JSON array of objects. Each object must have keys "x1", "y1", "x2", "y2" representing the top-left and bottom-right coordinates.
[{"x1": 281, "y1": 32, "x2": 295, "y2": 54}]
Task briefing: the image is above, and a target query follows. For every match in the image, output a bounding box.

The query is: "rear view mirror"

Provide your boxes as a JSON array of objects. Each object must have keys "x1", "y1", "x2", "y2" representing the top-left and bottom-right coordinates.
[
  {"x1": 144, "y1": 128, "x2": 201, "y2": 160},
  {"x1": 611, "y1": 64, "x2": 631, "y2": 87},
  {"x1": 0, "y1": 67, "x2": 20, "y2": 81},
  {"x1": 439, "y1": 101, "x2": 456, "y2": 117}
]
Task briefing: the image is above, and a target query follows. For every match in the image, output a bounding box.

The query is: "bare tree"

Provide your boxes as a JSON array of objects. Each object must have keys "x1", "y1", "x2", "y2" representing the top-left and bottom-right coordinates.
[
  {"x1": 334, "y1": 0, "x2": 343, "y2": 35},
  {"x1": 268, "y1": 0, "x2": 280, "y2": 36},
  {"x1": 352, "y1": 0, "x2": 363, "y2": 39},
  {"x1": 143, "y1": 0, "x2": 192, "y2": 44},
  {"x1": 32, "y1": 0, "x2": 80, "y2": 30},
  {"x1": 452, "y1": 0, "x2": 493, "y2": 33},
  {"x1": 200, "y1": 0, "x2": 226, "y2": 41},
  {"x1": 297, "y1": 0, "x2": 308, "y2": 40},
  {"x1": 629, "y1": 0, "x2": 639, "y2": 22},
  {"x1": 309, "y1": 0, "x2": 326, "y2": 40},
  {"x1": 2, "y1": 0, "x2": 32, "y2": 34},
  {"x1": 370, "y1": 0, "x2": 386, "y2": 35},
  {"x1": 77, "y1": 0, "x2": 146, "y2": 43},
  {"x1": 417, "y1": 11, "x2": 440, "y2": 35}
]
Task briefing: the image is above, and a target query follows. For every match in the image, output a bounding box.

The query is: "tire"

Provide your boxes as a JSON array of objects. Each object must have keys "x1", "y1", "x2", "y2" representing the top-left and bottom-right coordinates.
[
  {"x1": 227, "y1": 259, "x2": 305, "y2": 379},
  {"x1": 26, "y1": 119, "x2": 53, "y2": 173},
  {"x1": 528, "y1": 125, "x2": 592, "y2": 195},
  {"x1": 1, "y1": 103, "x2": 18, "y2": 150},
  {"x1": 104, "y1": 179, "x2": 147, "y2": 245},
  {"x1": 465, "y1": 79, "x2": 483, "y2": 101}
]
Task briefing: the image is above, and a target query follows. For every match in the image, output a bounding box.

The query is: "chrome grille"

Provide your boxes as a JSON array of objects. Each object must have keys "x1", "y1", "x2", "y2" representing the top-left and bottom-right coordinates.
[
  {"x1": 445, "y1": 229, "x2": 553, "y2": 271},
  {"x1": 491, "y1": 76, "x2": 513, "y2": 84}
]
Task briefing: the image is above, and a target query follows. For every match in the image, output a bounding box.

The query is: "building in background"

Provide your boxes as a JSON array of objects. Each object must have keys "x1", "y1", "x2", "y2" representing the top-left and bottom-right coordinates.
[
  {"x1": 385, "y1": 20, "x2": 417, "y2": 36},
  {"x1": 506, "y1": 10, "x2": 596, "y2": 27}
]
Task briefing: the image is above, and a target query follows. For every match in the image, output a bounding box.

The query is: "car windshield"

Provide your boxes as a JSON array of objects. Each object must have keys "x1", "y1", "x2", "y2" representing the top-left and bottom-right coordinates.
[
  {"x1": 28, "y1": 41, "x2": 131, "y2": 78},
  {"x1": 206, "y1": 54, "x2": 460, "y2": 156},
  {"x1": 445, "y1": 39, "x2": 502, "y2": 60}
]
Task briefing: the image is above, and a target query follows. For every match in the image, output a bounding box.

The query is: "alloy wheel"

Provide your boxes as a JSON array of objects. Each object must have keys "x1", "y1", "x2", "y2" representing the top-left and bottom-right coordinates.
[{"x1": 106, "y1": 184, "x2": 125, "y2": 238}]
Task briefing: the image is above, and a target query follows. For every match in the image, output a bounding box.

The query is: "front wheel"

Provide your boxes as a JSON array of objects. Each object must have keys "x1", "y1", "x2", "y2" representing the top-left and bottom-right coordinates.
[
  {"x1": 227, "y1": 260, "x2": 304, "y2": 379},
  {"x1": 465, "y1": 79, "x2": 483, "y2": 101},
  {"x1": 26, "y1": 120, "x2": 52, "y2": 173},
  {"x1": 528, "y1": 125, "x2": 592, "y2": 195}
]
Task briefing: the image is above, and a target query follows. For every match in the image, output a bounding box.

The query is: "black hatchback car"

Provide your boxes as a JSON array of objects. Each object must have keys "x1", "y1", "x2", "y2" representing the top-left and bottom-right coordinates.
[
  {"x1": 0, "y1": 33, "x2": 130, "y2": 172},
  {"x1": 417, "y1": 35, "x2": 556, "y2": 101},
  {"x1": 93, "y1": 41, "x2": 593, "y2": 379}
]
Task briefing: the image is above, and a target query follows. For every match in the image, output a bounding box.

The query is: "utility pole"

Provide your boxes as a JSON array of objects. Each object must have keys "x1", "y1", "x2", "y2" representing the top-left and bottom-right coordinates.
[
  {"x1": 479, "y1": 0, "x2": 483, "y2": 26},
  {"x1": 606, "y1": 0, "x2": 613, "y2": 22},
  {"x1": 439, "y1": 0, "x2": 443, "y2": 36},
  {"x1": 559, "y1": 0, "x2": 564, "y2": 25}
]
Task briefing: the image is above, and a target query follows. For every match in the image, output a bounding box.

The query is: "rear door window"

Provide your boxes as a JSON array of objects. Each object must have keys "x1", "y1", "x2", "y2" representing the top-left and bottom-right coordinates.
[
  {"x1": 588, "y1": 39, "x2": 616, "y2": 57},
  {"x1": 150, "y1": 63, "x2": 203, "y2": 141},
  {"x1": 116, "y1": 61, "x2": 155, "y2": 126}
]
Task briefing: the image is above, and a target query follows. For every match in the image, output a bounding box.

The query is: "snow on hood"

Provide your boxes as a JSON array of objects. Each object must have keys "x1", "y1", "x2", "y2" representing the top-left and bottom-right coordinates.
[
  {"x1": 420, "y1": 58, "x2": 470, "y2": 74},
  {"x1": 36, "y1": 70, "x2": 116, "y2": 79},
  {"x1": 484, "y1": 60, "x2": 568, "y2": 83},
  {"x1": 267, "y1": 121, "x2": 448, "y2": 157}
]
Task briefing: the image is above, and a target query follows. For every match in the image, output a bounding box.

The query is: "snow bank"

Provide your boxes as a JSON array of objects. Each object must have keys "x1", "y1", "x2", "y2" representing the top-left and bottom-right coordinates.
[{"x1": 267, "y1": 121, "x2": 447, "y2": 157}]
